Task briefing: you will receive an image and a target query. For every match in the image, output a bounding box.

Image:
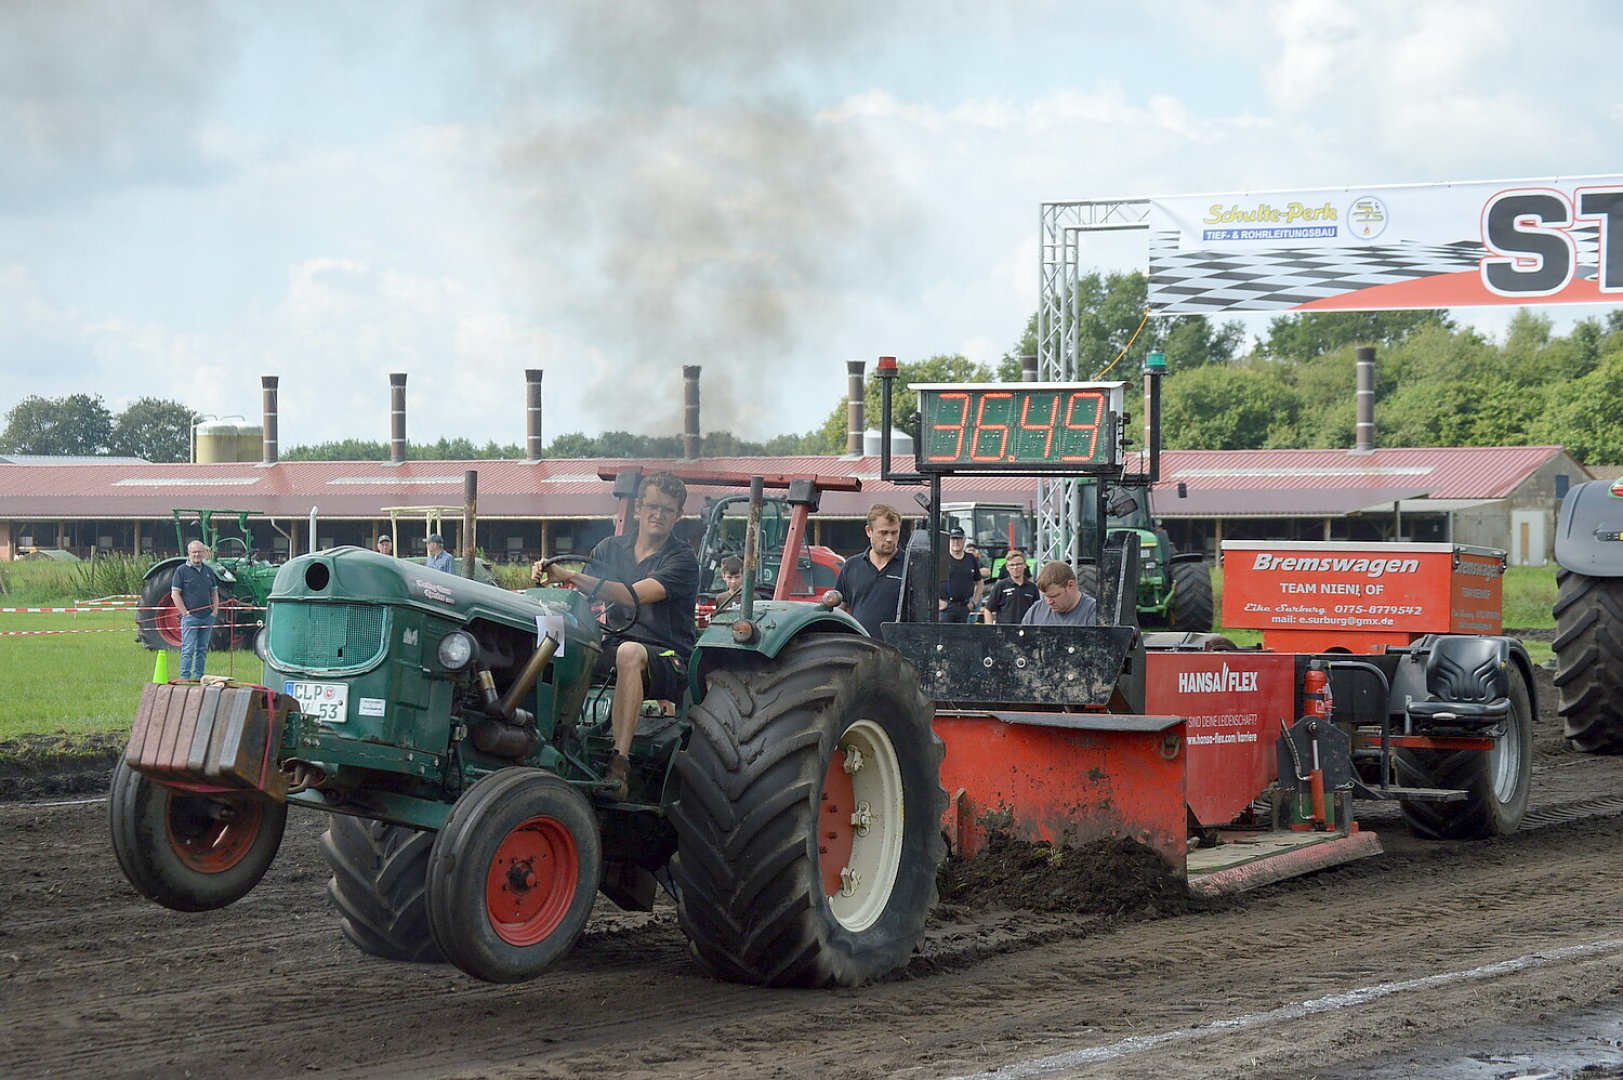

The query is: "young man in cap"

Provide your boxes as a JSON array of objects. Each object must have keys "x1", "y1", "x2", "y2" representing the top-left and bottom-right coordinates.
[
  {"x1": 938, "y1": 527, "x2": 982, "y2": 623},
  {"x1": 376, "y1": 534, "x2": 393, "y2": 557},
  {"x1": 424, "y1": 533, "x2": 454, "y2": 573}
]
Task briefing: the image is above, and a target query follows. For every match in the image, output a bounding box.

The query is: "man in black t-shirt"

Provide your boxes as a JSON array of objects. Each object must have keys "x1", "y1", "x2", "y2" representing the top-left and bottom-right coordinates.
[
  {"x1": 834, "y1": 503, "x2": 904, "y2": 639},
  {"x1": 533, "y1": 472, "x2": 698, "y2": 798},
  {"x1": 938, "y1": 527, "x2": 982, "y2": 624},
  {"x1": 982, "y1": 548, "x2": 1038, "y2": 624}
]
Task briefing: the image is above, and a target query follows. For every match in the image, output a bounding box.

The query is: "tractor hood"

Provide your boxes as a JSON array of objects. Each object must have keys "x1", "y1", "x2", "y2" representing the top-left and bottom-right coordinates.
[{"x1": 270, "y1": 547, "x2": 578, "y2": 632}]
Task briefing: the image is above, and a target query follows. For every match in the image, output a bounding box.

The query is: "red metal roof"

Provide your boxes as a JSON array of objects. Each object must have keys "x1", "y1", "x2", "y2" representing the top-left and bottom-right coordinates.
[{"x1": 0, "y1": 445, "x2": 1571, "y2": 521}]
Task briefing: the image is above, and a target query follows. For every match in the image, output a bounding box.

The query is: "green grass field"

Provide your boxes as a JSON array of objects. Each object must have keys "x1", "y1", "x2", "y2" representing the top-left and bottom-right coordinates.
[{"x1": 0, "y1": 564, "x2": 1561, "y2": 740}]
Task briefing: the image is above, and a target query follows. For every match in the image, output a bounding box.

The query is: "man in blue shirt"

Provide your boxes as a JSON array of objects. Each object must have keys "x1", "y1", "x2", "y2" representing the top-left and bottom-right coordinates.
[
  {"x1": 424, "y1": 533, "x2": 455, "y2": 573},
  {"x1": 171, "y1": 541, "x2": 220, "y2": 679}
]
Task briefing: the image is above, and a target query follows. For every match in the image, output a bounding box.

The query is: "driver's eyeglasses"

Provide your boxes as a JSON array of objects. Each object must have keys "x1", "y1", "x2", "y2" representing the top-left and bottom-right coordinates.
[{"x1": 640, "y1": 501, "x2": 681, "y2": 518}]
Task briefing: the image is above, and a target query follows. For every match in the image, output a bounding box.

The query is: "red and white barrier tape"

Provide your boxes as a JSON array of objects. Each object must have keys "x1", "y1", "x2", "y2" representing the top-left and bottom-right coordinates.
[
  {"x1": 0, "y1": 604, "x2": 267, "y2": 614},
  {"x1": 0, "y1": 627, "x2": 137, "y2": 636}
]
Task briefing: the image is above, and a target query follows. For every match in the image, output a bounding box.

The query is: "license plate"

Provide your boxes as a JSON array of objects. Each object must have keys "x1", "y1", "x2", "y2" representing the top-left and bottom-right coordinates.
[{"x1": 284, "y1": 680, "x2": 349, "y2": 724}]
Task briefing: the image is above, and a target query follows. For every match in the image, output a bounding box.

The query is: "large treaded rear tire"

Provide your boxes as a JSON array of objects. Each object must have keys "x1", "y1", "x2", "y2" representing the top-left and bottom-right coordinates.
[
  {"x1": 1168, "y1": 560, "x2": 1214, "y2": 633},
  {"x1": 137, "y1": 567, "x2": 182, "y2": 651},
  {"x1": 1394, "y1": 664, "x2": 1532, "y2": 840},
  {"x1": 669, "y1": 635, "x2": 947, "y2": 988},
  {"x1": 1552, "y1": 569, "x2": 1623, "y2": 754},
  {"x1": 320, "y1": 816, "x2": 443, "y2": 963}
]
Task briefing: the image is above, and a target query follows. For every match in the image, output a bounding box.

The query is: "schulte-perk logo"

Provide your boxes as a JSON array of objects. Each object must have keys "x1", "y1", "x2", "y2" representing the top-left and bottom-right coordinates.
[{"x1": 1347, "y1": 195, "x2": 1388, "y2": 239}]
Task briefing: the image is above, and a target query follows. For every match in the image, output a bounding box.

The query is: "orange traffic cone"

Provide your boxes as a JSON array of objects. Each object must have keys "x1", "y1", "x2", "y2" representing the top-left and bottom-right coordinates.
[{"x1": 151, "y1": 648, "x2": 171, "y2": 684}]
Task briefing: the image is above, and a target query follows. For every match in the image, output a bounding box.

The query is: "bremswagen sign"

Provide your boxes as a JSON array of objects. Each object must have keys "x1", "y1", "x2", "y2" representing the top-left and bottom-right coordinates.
[{"x1": 1147, "y1": 176, "x2": 1623, "y2": 313}]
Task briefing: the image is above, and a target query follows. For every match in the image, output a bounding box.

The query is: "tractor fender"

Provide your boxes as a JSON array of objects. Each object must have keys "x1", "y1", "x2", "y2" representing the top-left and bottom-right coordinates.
[
  {"x1": 1554, "y1": 479, "x2": 1623, "y2": 578},
  {"x1": 141, "y1": 556, "x2": 186, "y2": 583},
  {"x1": 687, "y1": 601, "x2": 864, "y2": 705},
  {"x1": 1169, "y1": 551, "x2": 1208, "y2": 566}
]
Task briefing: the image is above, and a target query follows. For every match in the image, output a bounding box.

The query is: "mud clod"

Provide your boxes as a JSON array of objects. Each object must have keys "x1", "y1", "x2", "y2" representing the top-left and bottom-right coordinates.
[{"x1": 937, "y1": 834, "x2": 1223, "y2": 917}]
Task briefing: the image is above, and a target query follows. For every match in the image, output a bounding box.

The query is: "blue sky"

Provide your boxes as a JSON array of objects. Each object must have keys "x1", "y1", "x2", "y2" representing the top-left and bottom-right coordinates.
[{"x1": 4, "y1": 1, "x2": 1622, "y2": 449}]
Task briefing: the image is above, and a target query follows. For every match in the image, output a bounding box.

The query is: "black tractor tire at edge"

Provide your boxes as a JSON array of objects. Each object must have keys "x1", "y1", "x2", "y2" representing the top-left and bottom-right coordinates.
[
  {"x1": 668, "y1": 635, "x2": 948, "y2": 988},
  {"x1": 108, "y1": 758, "x2": 287, "y2": 911},
  {"x1": 320, "y1": 816, "x2": 444, "y2": 963},
  {"x1": 1168, "y1": 560, "x2": 1215, "y2": 633},
  {"x1": 1552, "y1": 569, "x2": 1623, "y2": 754},
  {"x1": 1394, "y1": 662, "x2": 1533, "y2": 840}
]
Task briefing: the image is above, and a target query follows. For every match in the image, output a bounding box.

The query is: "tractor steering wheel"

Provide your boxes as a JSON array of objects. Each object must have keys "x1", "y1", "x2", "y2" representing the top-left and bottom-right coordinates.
[
  {"x1": 538, "y1": 554, "x2": 641, "y2": 636},
  {"x1": 212, "y1": 536, "x2": 249, "y2": 560}
]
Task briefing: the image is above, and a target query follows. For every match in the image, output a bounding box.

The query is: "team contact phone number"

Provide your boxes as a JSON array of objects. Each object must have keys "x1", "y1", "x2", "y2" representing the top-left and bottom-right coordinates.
[{"x1": 1336, "y1": 604, "x2": 1423, "y2": 615}]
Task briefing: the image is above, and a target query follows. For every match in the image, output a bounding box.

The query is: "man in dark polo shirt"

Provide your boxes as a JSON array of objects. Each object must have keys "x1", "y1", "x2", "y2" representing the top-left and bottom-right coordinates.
[
  {"x1": 533, "y1": 471, "x2": 698, "y2": 798},
  {"x1": 834, "y1": 503, "x2": 905, "y2": 639}
]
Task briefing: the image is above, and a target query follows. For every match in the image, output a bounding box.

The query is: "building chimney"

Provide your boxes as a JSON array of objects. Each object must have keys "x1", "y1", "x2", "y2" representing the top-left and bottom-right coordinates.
[
  {"x1": 261, "y1": 375, "x2": 279, "y2": 464},
  {"x1": 390, "y1": 373, "x2": 408, "y2": 464},
  {"x1": 682, "y1": 365, "x2": 701, "y2": 459},
  {"x1": 846, "y1": 359, "x2": 867, "y2": 456},
  {"x1": 525, "y1": 369, "x2": 544, "y2": 461},
  {"x1": 1354, "y1": 346, "x2": 1376, "y2": 453},
  {"x1": 1021, "y1": 355, "x2": 1039, "y2": 382}
]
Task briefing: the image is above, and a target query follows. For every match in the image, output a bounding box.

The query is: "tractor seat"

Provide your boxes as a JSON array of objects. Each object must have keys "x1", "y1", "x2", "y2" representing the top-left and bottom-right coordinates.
[{"x1": 1406, "y1": 636, "x2": 1511, "y2": 729}]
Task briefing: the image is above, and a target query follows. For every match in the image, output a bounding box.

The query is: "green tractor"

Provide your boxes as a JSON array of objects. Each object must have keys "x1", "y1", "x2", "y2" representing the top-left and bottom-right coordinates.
[
  {"x1": 1075, "y1": 479, "x2": 1213, "y2": 633},
  {"x1": 111, "y1": 473, "x2": 947, "y2": 987},
  {"x1": 136, "y1": 509, "x2": 283, "y2": 651}
]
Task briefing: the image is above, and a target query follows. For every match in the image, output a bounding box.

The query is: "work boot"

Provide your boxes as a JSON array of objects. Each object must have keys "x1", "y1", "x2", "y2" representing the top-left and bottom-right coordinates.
[{"x1": 602, "y1": 752, "x2": 631, "y2": 800}]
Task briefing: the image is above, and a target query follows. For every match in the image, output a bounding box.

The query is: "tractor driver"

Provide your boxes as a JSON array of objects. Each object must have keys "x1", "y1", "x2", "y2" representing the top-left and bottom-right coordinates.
[
  {"x1": 1021, "y1": 560, "x2": 1098, "y2": 627},
  {"x1": 531, "y1": 471, "x2": 698, "y2": 799}
]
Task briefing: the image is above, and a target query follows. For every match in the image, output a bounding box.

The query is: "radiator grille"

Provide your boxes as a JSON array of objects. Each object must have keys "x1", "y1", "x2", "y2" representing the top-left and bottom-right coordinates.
[{"x1": 268, "y1": 602, "x2": 387, "y2": 672}]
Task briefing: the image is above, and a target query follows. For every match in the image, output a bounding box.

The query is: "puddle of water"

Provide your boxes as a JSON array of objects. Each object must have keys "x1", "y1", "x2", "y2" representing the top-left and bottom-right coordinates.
[{"x1": 1315, "y1": 1003, "x2": 1623, "y2": 1079}]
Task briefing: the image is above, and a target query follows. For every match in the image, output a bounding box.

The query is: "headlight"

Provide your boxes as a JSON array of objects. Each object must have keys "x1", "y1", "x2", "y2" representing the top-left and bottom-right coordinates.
[
  {"x1": 253, "y1": 628, "x2": 271, "y2": 663},
  {"x1": 437, "y1": 631, "x2": 479, "y2": 671}
]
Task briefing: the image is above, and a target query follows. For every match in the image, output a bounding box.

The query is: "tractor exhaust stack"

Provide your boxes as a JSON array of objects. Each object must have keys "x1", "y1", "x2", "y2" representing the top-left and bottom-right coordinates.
[
  {"x1": 525, "y1": 369, "x2": 544, "y2": 461},
  {"x1": 683, "y1": 365, "x2": 701, "y2": 459},
  {"x1": 389, "y1": 373, "x2": 408, "y2": 465},
  {"x1": 261, "y1": 376, "x2": 279, "y2": 465},
  {"x1": 846, "y1": 359, "x2": 866, "y2": 456},
  {"x1": 1355, "y1": 346, "x2": 1376, "y2": 453}
]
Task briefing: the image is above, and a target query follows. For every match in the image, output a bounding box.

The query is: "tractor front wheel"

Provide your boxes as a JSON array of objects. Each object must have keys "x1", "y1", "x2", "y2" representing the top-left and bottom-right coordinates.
[
  {"x1": 1552, "y1": 569, "x2": 1623, "y2": 754},
  {"x1": 425, "y1": 769, "x2": 601, "y2": 983},
  {"x1": 108, "y1": 759, "x2": 287, "y2": 911},
  {"x1": 321, "y1": 816, "x2": 443, "y2": 963},
  {"x1": 1395, "y1": 663, "x2": 1533, "y2": 840},
  {"x1": 670, "y1": 635, "x2": 947, "y2": 987}
]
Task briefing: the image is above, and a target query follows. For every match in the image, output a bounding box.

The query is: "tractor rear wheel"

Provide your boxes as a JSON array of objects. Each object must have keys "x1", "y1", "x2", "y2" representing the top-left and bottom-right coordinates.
[
  {"x1": 137, "y1": 567, "x2": 183, "y2": 651},
  {"x1": 425, "y1": 769, "x2": 601, "y2": 983},
  {"x1": 321, "y1": 816, "x2": 443, "y2": 963},
  {"x1": 1552, "y1": 569, "x2": 1623, "y2": 754},
  {"x1": 108, "y1": 758, "x2": 287, "y2": 911},
  {"x1": 669, "y1": 635, "x2": 946, "y2": 987},
  {"x1": 1168, "y1": 560, "x2": 1214, "y2": 633},
  {"x1": 1394, "y1": 664, "x2": 1532, "y2": 840}
]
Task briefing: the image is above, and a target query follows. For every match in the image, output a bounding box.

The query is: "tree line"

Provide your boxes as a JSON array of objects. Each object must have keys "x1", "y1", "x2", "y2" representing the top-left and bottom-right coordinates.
[{"x1": 5, "y1": 274, "x2": 1622, "y2": 464}]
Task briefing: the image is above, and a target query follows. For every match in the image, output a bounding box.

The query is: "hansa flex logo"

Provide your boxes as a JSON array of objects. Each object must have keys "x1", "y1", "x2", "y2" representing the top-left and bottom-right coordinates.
[{"x1": 1178, "y1": 664, "x2": 1260, "y2": 694}]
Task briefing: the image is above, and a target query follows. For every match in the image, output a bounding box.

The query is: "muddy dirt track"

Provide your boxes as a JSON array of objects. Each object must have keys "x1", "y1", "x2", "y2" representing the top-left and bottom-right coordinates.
[{"x1": 3, "y1": 667, "x2": 1621, "y2": 1080}]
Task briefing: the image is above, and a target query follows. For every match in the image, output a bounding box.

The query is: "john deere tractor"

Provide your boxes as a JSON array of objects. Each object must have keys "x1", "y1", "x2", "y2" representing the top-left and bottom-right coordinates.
[
  {"x1": 110, "y1": 474, "x2": 946, "y2": 987},
  {"x1": 136, "y1": 509, "x2": 282, "y2": 651},
  {"x1": 1072, "y1": 479, "x2": 1213, "y2": 633}
]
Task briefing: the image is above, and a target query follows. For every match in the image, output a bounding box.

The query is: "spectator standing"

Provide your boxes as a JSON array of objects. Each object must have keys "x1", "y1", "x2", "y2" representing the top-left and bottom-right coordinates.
[
  {"x1": 833, "y1": 504, "x2": 906, "y2": 639},
  {"x1": 171, "y1": 541, "x2": 220, "y2": 679},
  {"x1": 1021, "y1": 561, "x2": 1098, "y2": 627},
  {"x1": 982, "y1": 549, "x2": 1039, "y2": 624},
  {"x1": 938, "y1": 527, "x2": 982, "y2": 623},
  {"x1": 424, "y1": 533, "x2": 454, "y2": 573},
  {"x1": 376, "y1": 534, "x2": 393, "y2": 557}
]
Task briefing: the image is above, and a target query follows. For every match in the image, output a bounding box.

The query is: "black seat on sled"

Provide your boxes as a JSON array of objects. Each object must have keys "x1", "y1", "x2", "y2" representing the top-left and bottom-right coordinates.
[{"x1": 1406, "y1": 635, "x2": 1511, "y2": 730}]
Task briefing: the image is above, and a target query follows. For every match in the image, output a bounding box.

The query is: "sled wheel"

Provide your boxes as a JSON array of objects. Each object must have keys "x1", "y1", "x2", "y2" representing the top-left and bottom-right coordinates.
[
  {"x1": 137, "y1": 566, "x2": 183, "y2": 651},
  {"x1": 108, "y1": 758, "x2": 287, "y2": 911},
  {"x1": 320, "y1": 815, "x2": 443, "y2": 963},
  {"x1": 1552, "y1": 569, "x2": 1623, "y2": 754},
  {"x1": 426, "y1": 769, "x2": 601, "y2": 983},
  {"x1": 670, "y1": 635, "x2": 947, "y2": 987},
  {"x1": 1168, "y1": 560, "x2": 1214, "y2": 633},
  {"x1": 1396, "y1": 663, "x2": 1533, "y2": 840}
]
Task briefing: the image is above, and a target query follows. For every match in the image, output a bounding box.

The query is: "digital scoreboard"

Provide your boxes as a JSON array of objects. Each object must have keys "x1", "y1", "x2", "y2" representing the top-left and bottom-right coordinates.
[{"x1": 911, "y1": 382, "x2": 1125, "y2": 474}]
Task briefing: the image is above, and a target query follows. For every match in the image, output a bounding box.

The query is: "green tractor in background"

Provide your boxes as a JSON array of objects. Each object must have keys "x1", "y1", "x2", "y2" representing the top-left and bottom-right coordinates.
[
  {"x1": 136, "y1": 509, "x2": 283, "y2": 651},
  {"x1": 110, "y1": 473, "x2": 947, "y2": 987}
]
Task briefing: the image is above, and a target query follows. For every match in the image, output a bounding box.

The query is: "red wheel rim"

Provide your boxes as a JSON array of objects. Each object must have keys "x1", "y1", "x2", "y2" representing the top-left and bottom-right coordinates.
[
  {"x1": 153, "y1": 596, "x2": 183, "y2": 649},
  {"x1": 165, "y1": 793, "x2": 264, "y2": 873},
  {"x1": 485, "y1": 816, "x2": 580, "y2": 947},
  {"x1": 818, "y1": 749, "x2": 858, "y2": 900}
]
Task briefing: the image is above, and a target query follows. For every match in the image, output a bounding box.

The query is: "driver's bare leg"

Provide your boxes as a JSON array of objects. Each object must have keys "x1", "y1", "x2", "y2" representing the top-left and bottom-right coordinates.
[{"x1": 604, "y1": 640, "x2": 648, "y2": 795}]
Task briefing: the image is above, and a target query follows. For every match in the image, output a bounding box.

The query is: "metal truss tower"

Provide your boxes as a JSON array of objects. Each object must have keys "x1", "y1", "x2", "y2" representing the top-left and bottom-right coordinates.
[{"x1": 1035, "y1": 198, "x2": 1151, "y2": 565}]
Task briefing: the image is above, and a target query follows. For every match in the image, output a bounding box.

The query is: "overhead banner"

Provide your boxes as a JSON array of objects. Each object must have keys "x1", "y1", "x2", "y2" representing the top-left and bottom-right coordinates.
[{"x1": 1147, "y1": 176, "x2": 1623, "y2": 314}]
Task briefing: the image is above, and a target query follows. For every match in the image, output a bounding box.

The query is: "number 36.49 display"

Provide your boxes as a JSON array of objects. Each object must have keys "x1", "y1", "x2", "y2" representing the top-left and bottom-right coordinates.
[{"x1": 911, "y1": 382, "x2": 1125, "y2": 474}]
